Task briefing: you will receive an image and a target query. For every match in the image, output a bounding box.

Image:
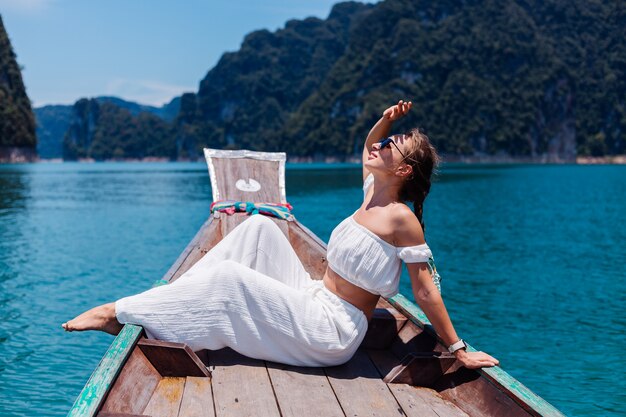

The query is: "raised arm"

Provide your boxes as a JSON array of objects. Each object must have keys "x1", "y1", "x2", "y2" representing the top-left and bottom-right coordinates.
[
  {"x1": 362, "y1": 100, "x2": 412, "y2": 182},
  {"x1": 395, "y1": 210, "x2": 500, "y2": 369},
  {"x1": 406, "y1": 263, "x2": 500, "y2": 369}
]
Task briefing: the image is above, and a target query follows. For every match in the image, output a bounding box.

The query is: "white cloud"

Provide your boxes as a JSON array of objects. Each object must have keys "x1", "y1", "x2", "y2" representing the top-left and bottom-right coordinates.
[
  {"x1": 105, "y1": 78, "x2": 195, "y2": 106},
  {"x1": 0, "y1": 0, "x2": 56, "y2": 14}
]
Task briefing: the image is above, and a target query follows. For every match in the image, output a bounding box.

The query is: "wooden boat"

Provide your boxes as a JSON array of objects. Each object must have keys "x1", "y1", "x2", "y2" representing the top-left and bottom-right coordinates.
[{"x1": 68, "y1": 149, "x2": 564, "y2": 417}]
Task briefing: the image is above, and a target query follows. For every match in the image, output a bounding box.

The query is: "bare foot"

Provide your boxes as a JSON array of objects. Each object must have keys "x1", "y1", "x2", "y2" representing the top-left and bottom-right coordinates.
[{"x1": 62, "y1": 302, "x2": 123, "y2": 335}]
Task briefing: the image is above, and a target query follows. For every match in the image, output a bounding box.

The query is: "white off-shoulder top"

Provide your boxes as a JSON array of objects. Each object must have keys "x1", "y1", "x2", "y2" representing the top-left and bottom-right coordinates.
[{"x1": 326, "y1": 173, "x2": 434, "y2": 298}]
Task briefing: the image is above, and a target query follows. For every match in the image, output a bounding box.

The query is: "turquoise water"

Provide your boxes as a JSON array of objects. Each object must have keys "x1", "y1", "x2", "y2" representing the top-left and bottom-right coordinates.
[{"x1": 0, "y1": 162, "x2": 624, "y2": 416}]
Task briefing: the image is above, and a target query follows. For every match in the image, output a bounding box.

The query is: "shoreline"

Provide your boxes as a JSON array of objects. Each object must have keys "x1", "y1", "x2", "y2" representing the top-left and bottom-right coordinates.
[
  {"x1": 575, "y1": 155, "x2": 626, "y2": 164},
  {"x1": 2, "y1": 154, "x2": 626, "y2": 165}
]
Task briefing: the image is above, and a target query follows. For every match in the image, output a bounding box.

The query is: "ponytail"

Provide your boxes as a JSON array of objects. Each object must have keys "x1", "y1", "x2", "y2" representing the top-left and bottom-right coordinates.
[
  {"x1": 412, "y1": 188, "x2": 428, "y2": 232},
  {"x1": 413, "y1": 202, "x2": 424, "y2": 233},
  {"x1": 398, "y1": 128, "x2": 439, "y2": 234}
]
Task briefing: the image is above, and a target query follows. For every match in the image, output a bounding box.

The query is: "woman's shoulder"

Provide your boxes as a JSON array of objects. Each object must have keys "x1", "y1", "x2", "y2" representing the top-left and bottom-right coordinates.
[{"x1": 391, "y1": 204, "x2": 426, "y2": 246}]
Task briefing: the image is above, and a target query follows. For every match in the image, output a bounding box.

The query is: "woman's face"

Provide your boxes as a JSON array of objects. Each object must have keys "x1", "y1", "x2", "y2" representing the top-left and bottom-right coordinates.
[{"x1": 365, "y1": 134, "x2": 413, "y2": 174}]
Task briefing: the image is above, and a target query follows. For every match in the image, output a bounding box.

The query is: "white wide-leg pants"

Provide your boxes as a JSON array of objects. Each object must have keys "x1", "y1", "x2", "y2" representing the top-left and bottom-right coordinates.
[{"x1": 115, "y1": 214, "x2": 368, "y2": 367}]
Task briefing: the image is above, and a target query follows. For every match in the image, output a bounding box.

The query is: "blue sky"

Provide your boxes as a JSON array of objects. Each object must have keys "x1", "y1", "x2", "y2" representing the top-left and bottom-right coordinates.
[{"x1": 1, "y1": 0, "x2": 371, "y2": 107}]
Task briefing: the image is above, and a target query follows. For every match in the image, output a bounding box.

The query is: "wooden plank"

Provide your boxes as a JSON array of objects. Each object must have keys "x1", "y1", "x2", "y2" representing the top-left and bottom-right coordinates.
[
  {"x1": 98, "y1": 413, "x2": 150, "y2": 417},
  {"x1": 367, "y1": 349, "x2": 468, "y2": 417},
  {"x1": 376, "y1": 306, "x2": 407, "y2": 327},
  {"x1": 389, "y1": 294, "x2": 565, "y2": 417},
  {"x1": 210, "y1": 348, "x2": 280, "y2": 417},
  {"x1": 178, "y1": 377, "x2": 215, "y2": 417},
  {"x1": 288, "y1": 220, "x2": 327, "y2": 280},
  {"x1": 273, "y1": 216, "x2": 290, "y2": 236},
  {"x1": 388, "y1": 385, "x2": 470, "y2": 417},
  {"x1": 383, "y1": 352, "x2": 456, "y2": 387},
  {"x1": 376, "y1": 297, "x2": 395, "y2": 309},
  {"x1": 291, "y1": 219, "x2": 327, "y2": 250},
  {"x1": 390, "y1": 320, "x2": 442, "y2": 361},
  {"x1": 142, "y1": 377, "x2": 186, "y2": 417},
  {"x1": 366, "y1": 348, "x2": 402, "y2": 381},
  {"x1": 211, "y1": 157, "x2": 283, "y2": 203},
  {"x1": 379, "y1": 305, "x2": 531, "y2": 417},
  {"x1": 478, "y1": 367, "x2": 564, "y2": 417},
  {"x1": 266, "y1": 362, "x2": 344, "y2": 417},
  {"x1": 433, "y1": 361, "x2": 532, "y2": 417},
  {"x1": 219, "y1": 212, "x2": 249, "y2": 239},
  {"x1": 99, "y1": 346, "x2": 161, "y2": 415},
  {"x1": 325, "y1": 349, "x2": 404, "y2": 416},
  {"x1": 67, "y1": 324, "x2": 144, "y2": 417},
  {"x1": 361, "y1": 308, "x2": 407, "y2": 350},
  {"x1": 138, "y1": 339, "x2": 211, "y2": 378}
]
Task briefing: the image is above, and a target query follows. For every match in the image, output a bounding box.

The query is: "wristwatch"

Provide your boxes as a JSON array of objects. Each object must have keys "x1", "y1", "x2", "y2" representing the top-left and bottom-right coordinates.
[{"x1": 447, "y1": 339, "x2": 467, "y2": 353}]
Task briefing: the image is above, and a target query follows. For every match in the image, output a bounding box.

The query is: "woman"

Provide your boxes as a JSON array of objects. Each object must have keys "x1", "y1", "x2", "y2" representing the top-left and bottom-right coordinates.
[{"x1": 63, "y1": 100, "x2": 499, "y2": 370}]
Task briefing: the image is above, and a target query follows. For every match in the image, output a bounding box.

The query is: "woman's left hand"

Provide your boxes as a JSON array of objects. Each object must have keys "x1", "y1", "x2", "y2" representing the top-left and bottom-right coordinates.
[
  {"x1": 454, "y1": 350, "x2": 500, "y2": 369},
  {"x1": 382, "y1": 100, "x2": 412, "y2": 121}
]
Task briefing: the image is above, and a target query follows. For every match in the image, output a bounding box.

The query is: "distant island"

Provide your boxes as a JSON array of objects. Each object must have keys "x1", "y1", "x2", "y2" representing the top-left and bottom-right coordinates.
[{"x1": 3, "y1": 0, "x2": 626, "y2": 163}]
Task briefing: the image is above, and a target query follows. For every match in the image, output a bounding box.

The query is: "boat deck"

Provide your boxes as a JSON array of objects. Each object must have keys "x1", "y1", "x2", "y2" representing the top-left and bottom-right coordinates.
[{"x1": 103, "y1": 346, "x2": 468, "y2": 417}]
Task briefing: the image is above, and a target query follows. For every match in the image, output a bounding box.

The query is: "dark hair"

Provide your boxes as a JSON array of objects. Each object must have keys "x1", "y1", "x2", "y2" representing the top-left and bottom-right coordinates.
[{"x1": 397, "y1": 128, "x2": 440, "y2": 232}]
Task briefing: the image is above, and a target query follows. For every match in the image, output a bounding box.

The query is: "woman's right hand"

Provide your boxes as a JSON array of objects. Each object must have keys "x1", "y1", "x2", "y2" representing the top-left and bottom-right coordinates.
[
  {"x1": 382, "y1": 100, "x2": 412, "y2": 121},
  {"x1": 454, "y1": 349, "x2": 500, "y2": 369}
]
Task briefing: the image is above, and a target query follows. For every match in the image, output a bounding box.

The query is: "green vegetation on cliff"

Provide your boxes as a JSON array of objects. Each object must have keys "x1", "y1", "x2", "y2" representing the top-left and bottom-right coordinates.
[
  {"x1": 52, "y1": 0, "x2": 626, "y2": 160},
  {"x1": 195, "y1": 2, "x2": 373, "y2": 154},
  {"x1": 242, "y1": 0, "x2": 625, "y2": 159},
  {"x1": 0, "y1": 15, "x2": 36, "y2": 149},
  {"x1": 63, "y1": 99, "x2": 175, "y2": 160},
  {"x1": 36, "y1": 96, "x2": 180, "y2": 159}
]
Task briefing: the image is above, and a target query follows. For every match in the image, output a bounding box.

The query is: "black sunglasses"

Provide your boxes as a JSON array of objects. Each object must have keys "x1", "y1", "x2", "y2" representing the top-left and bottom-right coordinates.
[
  {"x1": 378, "y1": 137, "x2": 408, "y2": 161},
  {"x1": 378, "y1": 137, "x2": 426, "y2": 180}
]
